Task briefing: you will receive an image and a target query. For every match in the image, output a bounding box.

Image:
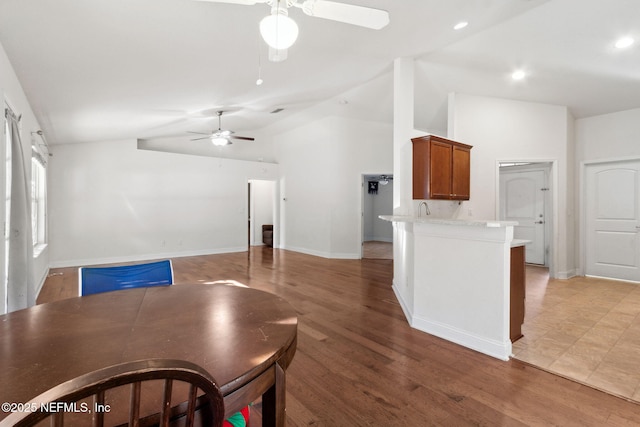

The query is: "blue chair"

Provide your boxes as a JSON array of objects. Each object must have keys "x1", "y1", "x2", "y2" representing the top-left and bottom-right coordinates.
[{"x1": 79, "y1": 259, "x2": 174, "y2": 296}]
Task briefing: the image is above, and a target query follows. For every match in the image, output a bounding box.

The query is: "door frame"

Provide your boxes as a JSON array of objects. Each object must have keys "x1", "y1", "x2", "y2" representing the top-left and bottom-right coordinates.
[
  {"x1": 246, "y1": 178, "x2": 279, "y2": 250},
  {"x1": 496, "y1": 159, "x2": 556, "y2": 276},
  {"x1": 499, "y1": 165, "x2": 549, "y2": 265},
  {"x1": 580, "y1": 156, "x2": 640, "y2": 279},
  {"x1": 360, "y1": 173, "x2": 393, "y2": 259}
]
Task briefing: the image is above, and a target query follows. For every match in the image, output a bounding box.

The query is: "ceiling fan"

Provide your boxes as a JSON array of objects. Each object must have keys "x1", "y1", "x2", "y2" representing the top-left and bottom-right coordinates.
[
  {"x1": 195, "y1": 0, "x2": 389, "y2": 60},
  {"x1": 376, "y1": 175, "x2": 392, "y2": 185},
  {"x1": 189, "y1": 111, "x2": 255, "y2": 146}
]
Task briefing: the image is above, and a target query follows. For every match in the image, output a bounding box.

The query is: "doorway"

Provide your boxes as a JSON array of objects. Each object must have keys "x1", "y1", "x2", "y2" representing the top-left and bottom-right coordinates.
[
  {"x1": 499, "y1": 162, "x2": 552, "y2": 266},
  {"x1": 247, "y1": 180, "x2": 276, "y2": 249},
  {"x1": 361, "y1": 174, "x2": 393, "y2": 259}
]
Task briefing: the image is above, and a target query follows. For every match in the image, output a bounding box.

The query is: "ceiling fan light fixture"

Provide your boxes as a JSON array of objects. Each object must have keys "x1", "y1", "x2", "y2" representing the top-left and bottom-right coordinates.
[
  {"x1": 453, "y1": 21, "x2": 468, "y2": 30},
  {"x1": 511, "y1": 69, "x2": 526, "y2": 81},
  {"x1": 211, "y1": 136, "x2": 229, "y2": 146},
  {"x1": 260, "y1": 9, "x2": 299, "y2": 50},
  {"x1": 615, "y1": 36, "x2": 634, "y2": 49},
  {"x1": 378, "y1": 175, "x2": 392, "y2": 185}
]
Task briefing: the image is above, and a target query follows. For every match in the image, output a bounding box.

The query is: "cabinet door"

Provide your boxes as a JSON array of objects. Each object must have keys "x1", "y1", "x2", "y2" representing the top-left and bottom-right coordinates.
[
  {"x1": 451, "y1": 146, "x2": 470, "y2": 199},
  {"x1": 510, "y1": 245, "x2": 525, "y2": 342},
  {"x1": 429, "y1": 141, "x2": 452, "y2": 199},
  {"x1": 412, "y1": 140, "x2": 429, "y2": 199}
]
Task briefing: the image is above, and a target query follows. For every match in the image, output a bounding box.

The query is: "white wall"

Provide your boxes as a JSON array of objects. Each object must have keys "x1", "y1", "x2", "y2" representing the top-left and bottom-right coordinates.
[
  {"x1": 576, "y1": 108, "x2": 640, "y2": 162},
  {"x1": 448, "y1": 93, "x2": 575, "y2": 278},
  {"x1": 0, "y1": 41, "x2": 49, "y2": 311},
  {"x1": 275, "y1": 115, "x2": 393, "y2": 259},
  {"x1": 49, "y1": 139, "x2": 278, "y2": 267}
]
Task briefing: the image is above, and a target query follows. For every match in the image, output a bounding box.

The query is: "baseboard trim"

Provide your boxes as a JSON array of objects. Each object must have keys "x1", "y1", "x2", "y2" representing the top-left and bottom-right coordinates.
[
  {"x1": 364, "y1": 237, "x2": 393, "y2": 243},
  {"x1": 392, "y1": 281, "x2": 413, "y2": 323},
  {"x1": 49, "y1": 247, "x2": 247, "y2": 268},
  {"x1": 410, "y1": 315, "x2": 511, "y2": 361},
  {"x1": 555, "y1": 269, "x2": 578, "y2": 280},
  {"x1": 34, "y1": 267, "x2": 50, "y2": 300},
  {"x1": 283, "y1": 245, "x2": 360, "y2": 260}
]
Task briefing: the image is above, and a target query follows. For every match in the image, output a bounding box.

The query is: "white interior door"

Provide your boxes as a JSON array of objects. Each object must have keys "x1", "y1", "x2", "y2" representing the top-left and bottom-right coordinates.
[
  {"x1": 585, "y1": 161, "x2": 640, "y2": 281},
  {"x1": 500, "y1": 168, "x2": 546, "y2": 265}
]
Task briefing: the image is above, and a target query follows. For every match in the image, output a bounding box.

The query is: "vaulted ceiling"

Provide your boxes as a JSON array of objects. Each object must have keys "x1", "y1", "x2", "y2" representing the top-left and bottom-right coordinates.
[{"x1": 0, "y1": 0, "x2": 637, "y2": 145}]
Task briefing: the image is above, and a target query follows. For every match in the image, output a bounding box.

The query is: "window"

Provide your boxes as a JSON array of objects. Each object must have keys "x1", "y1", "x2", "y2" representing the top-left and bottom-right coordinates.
[{"x1": 31, "y1": 154, "x2": 47, "y2": 249}]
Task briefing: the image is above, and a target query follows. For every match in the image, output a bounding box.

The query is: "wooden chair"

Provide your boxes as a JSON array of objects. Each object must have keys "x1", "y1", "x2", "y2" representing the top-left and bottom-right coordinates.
[
  {"x1": 79, "y1": 260, "x2": 174, "y2": 296},
  {"x1": 0, "y1": 359, "x2": 225, "y2": 427}
]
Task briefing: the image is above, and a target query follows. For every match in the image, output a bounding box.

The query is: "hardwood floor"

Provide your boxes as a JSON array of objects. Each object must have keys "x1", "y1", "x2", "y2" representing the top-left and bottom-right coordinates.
[
  {"x1": 39, "y1": 248, "x2": 640, "y2": 425},
  {"x1": 362, "y1": 241, "x2": 393, "y2": 260}
]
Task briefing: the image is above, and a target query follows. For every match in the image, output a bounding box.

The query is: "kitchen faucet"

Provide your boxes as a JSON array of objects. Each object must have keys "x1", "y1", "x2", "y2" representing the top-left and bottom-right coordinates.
[{"x1": 419, "y1": 201, "x2": 431, "y2": 217}]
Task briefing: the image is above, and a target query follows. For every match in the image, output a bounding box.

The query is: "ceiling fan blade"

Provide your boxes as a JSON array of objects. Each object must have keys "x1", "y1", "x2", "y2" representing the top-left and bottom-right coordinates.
[
  {"x1": 190, "y1": 136, "x2": 212, "y2": 141},
  {"x1": 188, "y1": 131, "x2": 212, "y2": 135},
  {"x1": 300, "y1": 0, "x2": 389, "y2": 30},
  {"x1": 230, "y1": 135, "x2": 255, "y2": 141},
  {"x1": 193, "y1": 0, "x2": 265, "y2": 5}
]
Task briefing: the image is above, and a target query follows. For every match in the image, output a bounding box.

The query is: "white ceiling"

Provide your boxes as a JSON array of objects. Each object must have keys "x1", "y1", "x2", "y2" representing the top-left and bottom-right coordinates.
[{"x1": 0, "y1": 0, "x2": 638, "y2": 145}]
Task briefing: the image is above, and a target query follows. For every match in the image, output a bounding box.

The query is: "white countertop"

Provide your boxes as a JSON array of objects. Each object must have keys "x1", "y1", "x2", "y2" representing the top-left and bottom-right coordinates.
[
  {"x1": 379, "y1": 215, "x2": 518, "y2": 228},
  {"x1": 511, "y1": 239, "x2": 531, "y2": 247}
]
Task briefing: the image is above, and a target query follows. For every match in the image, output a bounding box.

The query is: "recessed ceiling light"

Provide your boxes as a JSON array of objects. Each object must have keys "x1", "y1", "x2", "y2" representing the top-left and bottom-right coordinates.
[
  {"x1": 454, "y1": 21, "x2": 468, "y2": 30},
  {"x1": 615, "y1": 36, "x2": 634, "y2": 49},
  {"x1": 511, "y1": 70, "x2": 526, "y2": 81}
]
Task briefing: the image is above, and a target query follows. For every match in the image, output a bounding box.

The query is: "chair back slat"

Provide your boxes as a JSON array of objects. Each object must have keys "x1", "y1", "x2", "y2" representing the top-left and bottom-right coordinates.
[
  {"x1": 51, "y1": 412, "x2": 63, "y2": 427},
  {"x1": 93, "y1": 391, "x2": 105, "y2": 427},
  {"x1": 129, "y1": 381, "x2": 141, "y2": 427},
  {"x1": 160, "y1": 379, "x2": 173, "y2": 427},
  {"x1": 185, "y1": 385, "x2": 198, "y2": 427}
]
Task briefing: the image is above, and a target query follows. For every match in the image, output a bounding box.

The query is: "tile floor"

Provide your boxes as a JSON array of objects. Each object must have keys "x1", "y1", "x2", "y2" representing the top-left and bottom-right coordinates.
[{"x1": 512, "y1": 266, "x2": 640, "y2": 402}]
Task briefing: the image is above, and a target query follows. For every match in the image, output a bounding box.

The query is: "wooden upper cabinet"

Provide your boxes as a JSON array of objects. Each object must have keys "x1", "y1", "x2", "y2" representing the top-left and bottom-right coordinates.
[{"x1": 412, "y1": 135, "x2": 472, "y2": 200}]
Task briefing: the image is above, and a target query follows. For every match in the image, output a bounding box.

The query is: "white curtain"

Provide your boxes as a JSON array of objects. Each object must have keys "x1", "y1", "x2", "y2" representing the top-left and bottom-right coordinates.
[{"x1": 6, "y1": 109, "x2": 34, "y2": 312}]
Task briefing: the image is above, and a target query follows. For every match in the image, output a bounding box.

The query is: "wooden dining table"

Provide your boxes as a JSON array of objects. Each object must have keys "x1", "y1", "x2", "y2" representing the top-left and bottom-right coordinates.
[{"x1": 0, "y1": 282, "x2": 298, "y2": 426}]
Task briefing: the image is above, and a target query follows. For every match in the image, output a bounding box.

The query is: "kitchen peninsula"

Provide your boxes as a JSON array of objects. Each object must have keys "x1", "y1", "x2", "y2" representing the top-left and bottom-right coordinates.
[{"x1": 380, "y1": 215, "x2": 521, "y2": 361}]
